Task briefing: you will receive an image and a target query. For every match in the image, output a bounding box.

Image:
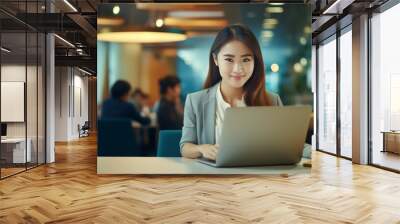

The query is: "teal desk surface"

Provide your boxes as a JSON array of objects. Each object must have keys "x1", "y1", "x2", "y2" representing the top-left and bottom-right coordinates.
[{"x1": 97, "y1": 157, "x2": 311, "y2": 175}]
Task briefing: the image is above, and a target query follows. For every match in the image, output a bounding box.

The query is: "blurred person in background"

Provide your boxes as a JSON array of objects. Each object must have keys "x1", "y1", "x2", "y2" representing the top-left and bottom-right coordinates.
[
  {"x1": 130, "y1": 88, "x2": 151, "y2": 117},
  {"x1": 130, "y1": 88, "x2": 145, "y2": 112},
  {"x1": 157, "y1": 75, "x2": 184, "y2": 130},
  {"x1": 101, "y1": 80, "x2": 151, "y2": 125}
]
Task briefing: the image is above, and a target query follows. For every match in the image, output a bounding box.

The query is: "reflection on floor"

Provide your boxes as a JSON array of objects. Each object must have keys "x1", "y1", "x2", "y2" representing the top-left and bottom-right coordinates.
[
  {"x1": 0, "y1": 163, "x2": 42, "y2": 178},
  {"x1": 373, "y1": 150, "x2": 400, "y2": 171},
  {"x1": 0, "y1": 167, "x2": 25, "y2": 177}
]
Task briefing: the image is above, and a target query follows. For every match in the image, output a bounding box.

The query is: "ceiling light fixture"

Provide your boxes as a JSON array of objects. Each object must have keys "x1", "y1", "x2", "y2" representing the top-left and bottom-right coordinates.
[
  {"x1": 262, "y1": 30, "x2": 274, "y2": 38},
  {"x1": 168, "y1": 11, "x2": 224, "y2": 18},
  {"x1": 155, "y1": 18, "x2": 164, "y2": 28},
  {"x1": 293, "y1": 63, "x2": 303, "y2": 73},
  {"x1": 263, "y1": 18, "x2": 278, "y2": 25},
  {"x1": 266, "y1": 7, "x2": 284, "y2": 13},
  {"x1": 1, "y1": 47, "x2": 11, "y2": 53},
  {"x1": 63, "y1": 0, "x2": 78, "y2": 12},
  {"x1": 97, "y1": 17, "x2": 124, "y2": 26},
  {"x1": 271, "y1": 63, "x2": 280, "y2": 73},
  {"x1": 299, "y1": 37, "x2": 307, "y2": 45},
  {"x1": 113, "y1": 5, "x2": 120, "y2": 15},
  {"x1": 98, "y1": 28, "x2": 187, "y2": 44},
  {"x1": 322, "y1": 0, "x2": 353, "y2": 15},
  {"x1": 54, "y1": 34, "x2": 75, "y2": 48},
  {"x1": 78, "y1": 67, "x2": 93, "y2": 76},
  {"x1": 300, "y1": 58, "x2": 308, "y2": 66},
  {"x1": 164, "y1": 17, "x2": 228, "y2": 28}
]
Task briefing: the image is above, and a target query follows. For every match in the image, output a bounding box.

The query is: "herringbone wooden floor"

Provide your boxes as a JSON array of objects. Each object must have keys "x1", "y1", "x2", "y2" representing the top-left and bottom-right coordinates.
[{"x1": 1, "y1": 135, "x2": 400, "y2": 224}]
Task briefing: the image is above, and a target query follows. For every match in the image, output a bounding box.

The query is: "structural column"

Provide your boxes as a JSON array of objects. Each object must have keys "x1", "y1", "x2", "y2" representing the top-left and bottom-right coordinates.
[
  {"x1": 352, "y1": 14, "x2": 369, "y2": 164},
  {"x1": 45, "y1": 1, "x2": 55, "y2": 163}
]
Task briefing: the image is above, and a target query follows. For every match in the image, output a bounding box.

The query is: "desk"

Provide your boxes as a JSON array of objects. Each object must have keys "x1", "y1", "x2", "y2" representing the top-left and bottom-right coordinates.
[
  {"x1": 1, "y1": 138, "x2": 31, "y2": 163},
  {"x1": 381, "y1": 131, "x2": 400, "y2": 154},
  {"x1": 97, "y1": 157, "x2": 311, "y2": 175}
]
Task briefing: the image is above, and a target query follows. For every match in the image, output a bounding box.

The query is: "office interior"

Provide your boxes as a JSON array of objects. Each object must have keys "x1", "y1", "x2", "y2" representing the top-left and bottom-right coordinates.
[
  {"x1": 96, "y1": 3, "x2": 312, "y2": 158},
  {"x1": 0, "y1": 0, "x2": 400, "y2": 222},
  {"x1": 0, "y1": 0, "x2": 97, "y2": 179},
  {"x1": 314, "y1": 0, "x2": 400, "y2": 172}
]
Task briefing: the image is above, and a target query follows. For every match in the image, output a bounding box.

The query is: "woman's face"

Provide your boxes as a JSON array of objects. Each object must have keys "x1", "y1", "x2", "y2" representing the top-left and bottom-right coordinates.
[{"x1": 213, "y1": 40, "x2": 254, "y2": 89}]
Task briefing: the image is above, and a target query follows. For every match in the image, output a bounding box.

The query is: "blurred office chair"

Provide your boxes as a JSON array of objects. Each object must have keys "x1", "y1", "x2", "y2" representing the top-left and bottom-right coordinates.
[
  {"x1": 98, "y1": 119, "x2": 143, "y2": 156},
  {"x1": 78, "y1": 121, "x2": 90, "y2": 138},
  {"x1": 157, "y1": 130, "x2": 182, "y2": 157}
]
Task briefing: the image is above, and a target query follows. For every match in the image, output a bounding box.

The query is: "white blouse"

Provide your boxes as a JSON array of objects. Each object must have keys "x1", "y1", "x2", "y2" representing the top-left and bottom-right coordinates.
[{"x1": 215, "y1": 84, "x2": 246, "y2": 145}]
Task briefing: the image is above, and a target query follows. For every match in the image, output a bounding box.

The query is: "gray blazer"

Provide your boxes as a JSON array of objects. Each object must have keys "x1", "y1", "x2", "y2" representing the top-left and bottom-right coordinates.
[{"x1": 179, "y1": 83, "x2": 283, "y2": 152}]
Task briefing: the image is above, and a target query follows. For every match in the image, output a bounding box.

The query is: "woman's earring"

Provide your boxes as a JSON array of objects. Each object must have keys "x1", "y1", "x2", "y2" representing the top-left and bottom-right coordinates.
[{"x1": 213, "y1": 53, "x2": 218, "y2": 67}]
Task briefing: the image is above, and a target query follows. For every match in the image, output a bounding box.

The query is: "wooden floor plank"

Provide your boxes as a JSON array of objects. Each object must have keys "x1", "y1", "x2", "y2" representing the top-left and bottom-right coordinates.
[{"x1": 0, "y1": 135, "x2": 400, "y2": 223}]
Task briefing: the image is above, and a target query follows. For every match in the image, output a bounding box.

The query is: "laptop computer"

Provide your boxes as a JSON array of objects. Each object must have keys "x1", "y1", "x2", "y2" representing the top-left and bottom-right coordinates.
[{"x1": 197, "y1": 106, "x2": 311, "y2": 167}]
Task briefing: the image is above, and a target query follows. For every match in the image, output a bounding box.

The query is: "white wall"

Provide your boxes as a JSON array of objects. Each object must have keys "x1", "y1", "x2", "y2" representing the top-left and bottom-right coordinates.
[
  {"x1": 71, "y1": 73, "x2": 89, "y2": 138},
  {"x1": 55, "y1": 67, "x2": 89, "y2": 141},
  {"x1": 55, "y1": 67, "x2": 69, "y2": 141},
  {"x1": 1, "y1": 65, "x2": 32, "y2": 137},
  {"x1": 1, "y1": 64, "x2": 46, "y2": 164}
]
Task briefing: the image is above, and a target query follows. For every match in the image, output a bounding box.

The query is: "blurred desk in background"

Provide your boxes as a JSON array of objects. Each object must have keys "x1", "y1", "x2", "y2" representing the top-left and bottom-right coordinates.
[
  {"x1": 382, "y1": 131, "x2": 400, "y2": 154},
  {"x1": 1, "y1": 138, "x2": 32, "y2": 165}
]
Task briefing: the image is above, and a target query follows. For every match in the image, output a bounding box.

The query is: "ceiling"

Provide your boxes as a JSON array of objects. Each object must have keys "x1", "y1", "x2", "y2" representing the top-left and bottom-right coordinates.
[{"x1": 0, "y1": 0, "x2": 391, "y2": 75}]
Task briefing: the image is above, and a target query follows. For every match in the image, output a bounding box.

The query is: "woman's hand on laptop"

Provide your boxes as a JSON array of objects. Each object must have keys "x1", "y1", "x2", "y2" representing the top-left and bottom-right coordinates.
[{"x1": 198, "y1": 144, "x2": 219, "y2": 160}]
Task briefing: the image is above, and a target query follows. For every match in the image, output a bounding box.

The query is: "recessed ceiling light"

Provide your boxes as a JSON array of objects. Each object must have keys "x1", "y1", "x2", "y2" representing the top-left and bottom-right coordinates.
[
  {"x1": 113, "y1": 5, "x2": 120, "y2": 15},
  {"x1": 271, "y1": 63, "x2": 280, "y2": 73},
  {"x1": 1, "y1": 47, "x2": 11, "y2": 53},
  {"x1": 78, "y1": 67, "x2": 93, "y2": 76},
  {"x1": 156, "y1": 19, "x2": 164, "y2": 28},
  {"x1": 266, "y1": 7, "x2": 284, "y2": 13},
  {"x1": 299, "y1": 37, "x2": 307, "y2": 45},
  {"x1": 63, "y1": 0, "x2": 78, "y2": 12},
  {"x1": 293, "y1": 63, "x2": 303, "y2": 73},
  {"x1": 54, "y1": 34, "x2": 75, "y2": 48},
  {"x1": 300, "y1": 58, "x2": 308, "y2": 66}
]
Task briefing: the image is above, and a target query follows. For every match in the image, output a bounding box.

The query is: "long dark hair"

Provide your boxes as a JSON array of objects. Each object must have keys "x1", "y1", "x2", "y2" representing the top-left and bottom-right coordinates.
[{"x1": 203, "y1": 24, "x2": 271, "y2": 106}]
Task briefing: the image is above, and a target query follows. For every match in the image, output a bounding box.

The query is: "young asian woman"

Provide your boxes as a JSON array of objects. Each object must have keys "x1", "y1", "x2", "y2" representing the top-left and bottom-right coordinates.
[{"x1": 179, "y1": 24, "x2": 283, "y2": 160}]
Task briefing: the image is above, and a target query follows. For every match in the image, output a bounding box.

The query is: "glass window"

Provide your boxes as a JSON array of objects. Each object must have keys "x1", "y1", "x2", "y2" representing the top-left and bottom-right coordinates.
[
  {"x1": 339, "y1": 28, "x2": 352, "y2": 158},
  {"x1": 317, "y1": 36, "x2": 337, "y2": 154},
  {"x1": 371, "y1": 3, "x2": 400, "y2": 171},
  {"x1": 0, "y1": 1, "x2": 46, "y2": 179},
  {"x1": 1, "y1": 24, "x2": 28, "y2": 178}
]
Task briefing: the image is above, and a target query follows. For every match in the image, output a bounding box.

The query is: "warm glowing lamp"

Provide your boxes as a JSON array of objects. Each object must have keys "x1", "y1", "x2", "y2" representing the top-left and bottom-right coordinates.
[{"x1": 97, "y1": 27, "x2": 187, "y2": 43}]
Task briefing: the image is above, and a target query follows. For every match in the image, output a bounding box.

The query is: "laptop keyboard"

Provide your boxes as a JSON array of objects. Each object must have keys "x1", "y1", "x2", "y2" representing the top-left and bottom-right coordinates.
[{"x1": 199, "y1": 157, "x2": 216, "y2": 164}]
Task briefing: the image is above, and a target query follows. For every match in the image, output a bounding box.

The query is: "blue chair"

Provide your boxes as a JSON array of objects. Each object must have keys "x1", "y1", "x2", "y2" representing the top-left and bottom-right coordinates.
[
  {"x1": 157, "y1": 130, "x2": 182, "y2": 157},
  {"x1": 98, "y1": 119, "x2": 143, "y2": 156}
]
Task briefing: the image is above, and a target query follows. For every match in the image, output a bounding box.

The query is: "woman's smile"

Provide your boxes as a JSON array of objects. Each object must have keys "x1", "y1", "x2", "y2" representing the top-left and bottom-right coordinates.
[{"x1": 230, "y1": 74, "x2": 246, "y2": 81}]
